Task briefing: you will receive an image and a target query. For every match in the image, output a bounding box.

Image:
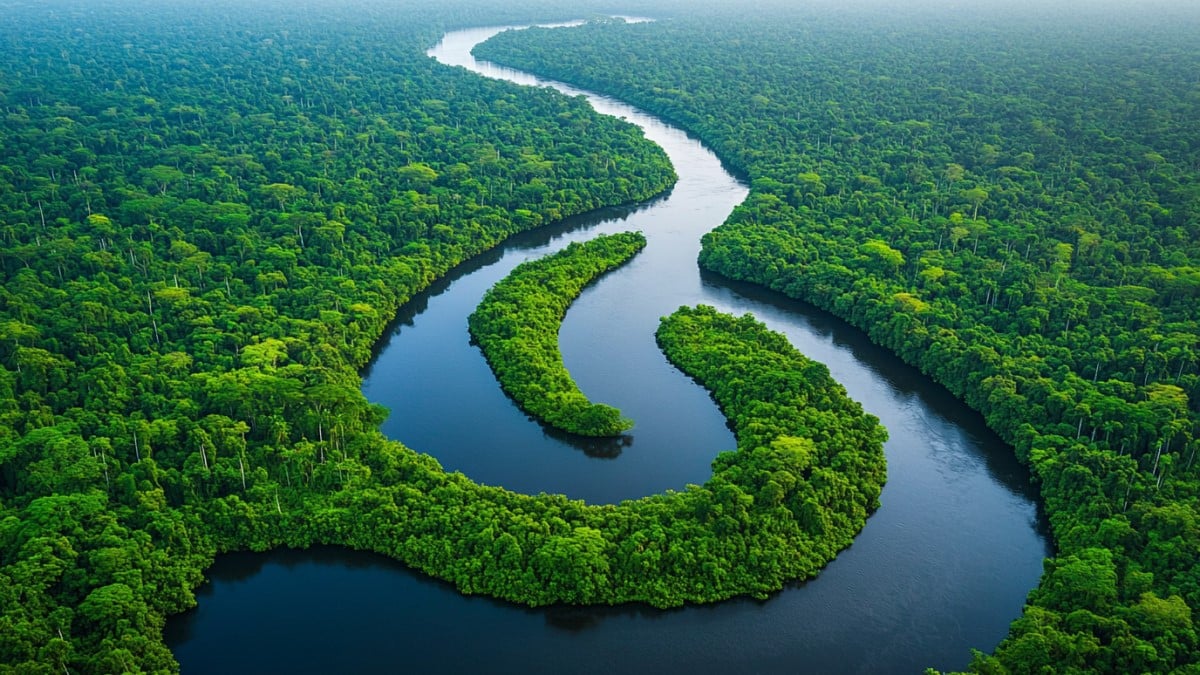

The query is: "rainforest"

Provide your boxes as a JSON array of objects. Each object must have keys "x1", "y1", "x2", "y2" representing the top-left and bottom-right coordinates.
[{"x1": 1, "y1": 0, "x2": 1197, "y2": 673}]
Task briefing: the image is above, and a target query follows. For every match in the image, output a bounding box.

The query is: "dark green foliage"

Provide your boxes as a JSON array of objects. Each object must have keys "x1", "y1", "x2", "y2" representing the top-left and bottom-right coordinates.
[
  {"x1": 468, "y1": 232, "x2": 644, "y2": 436},
  {"x1": 476, "y1": 7, "x2": 1200, "y2": 671}
]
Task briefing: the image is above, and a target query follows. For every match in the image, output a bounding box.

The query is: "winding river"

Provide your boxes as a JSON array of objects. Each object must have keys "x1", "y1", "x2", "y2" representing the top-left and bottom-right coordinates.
[{"x1": 165, "y1": 21, "x2": 1050, "y2": 673}]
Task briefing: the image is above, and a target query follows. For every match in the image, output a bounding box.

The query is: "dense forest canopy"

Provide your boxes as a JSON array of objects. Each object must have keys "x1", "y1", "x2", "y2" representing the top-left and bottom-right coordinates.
[{"x1": 475, "y1": 5, "x2": 1200, "y2": 671}]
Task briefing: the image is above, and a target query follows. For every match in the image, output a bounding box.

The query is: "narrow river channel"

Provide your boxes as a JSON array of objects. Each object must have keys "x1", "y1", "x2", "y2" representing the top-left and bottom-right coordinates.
[{"x1": 166, "y1": 21, "x2": 1050, "y2": 674}]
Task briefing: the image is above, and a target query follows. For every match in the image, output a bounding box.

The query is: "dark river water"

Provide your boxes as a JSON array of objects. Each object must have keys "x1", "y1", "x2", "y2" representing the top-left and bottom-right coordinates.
[{"x1": 165, "y1": 22, "x2": 1051, "y2": 673}]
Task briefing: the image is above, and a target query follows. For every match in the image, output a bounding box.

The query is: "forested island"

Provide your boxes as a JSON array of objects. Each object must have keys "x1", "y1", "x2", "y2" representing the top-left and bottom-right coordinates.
[
  {"x1": 1, "y1": 0, "x2": 1197, "y2": 671},
  {"x1": 468, "y1": 232, "x2": 645, "y2": 436}
]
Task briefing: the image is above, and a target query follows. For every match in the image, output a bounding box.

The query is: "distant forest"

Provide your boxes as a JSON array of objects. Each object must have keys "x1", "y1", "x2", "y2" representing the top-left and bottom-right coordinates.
[{"x1": 1, "y1": 0, "x2": 1198, "y2": 672}]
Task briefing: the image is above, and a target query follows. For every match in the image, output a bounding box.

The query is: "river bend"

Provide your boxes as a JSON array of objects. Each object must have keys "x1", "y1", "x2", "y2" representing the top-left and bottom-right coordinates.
[{"x1": 166, "y1": 21, "x2": 1050, "y2": 673}]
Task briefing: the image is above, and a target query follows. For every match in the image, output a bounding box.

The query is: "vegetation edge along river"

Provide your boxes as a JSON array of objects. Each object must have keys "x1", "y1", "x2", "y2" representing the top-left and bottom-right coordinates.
[
  {"x1": 474, "y1": 11, "x2": 1200, "y2": 672},
  {"x1": 468, "y1": 232, "x2": 644, "y2": 437}
]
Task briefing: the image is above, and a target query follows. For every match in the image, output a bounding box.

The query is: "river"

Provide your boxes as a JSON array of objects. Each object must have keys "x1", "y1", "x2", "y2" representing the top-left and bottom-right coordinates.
[{"x1": 166, "y1": 21, "x2": 1050, "y2": 673}]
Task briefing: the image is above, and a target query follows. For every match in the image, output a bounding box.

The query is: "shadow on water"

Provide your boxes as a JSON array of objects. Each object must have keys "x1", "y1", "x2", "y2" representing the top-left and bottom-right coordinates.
[
  {"x1": 541, "y1": 426, "x2": 633, "y2": 459},
  {"x1": 541, "y1": 601, "x2": 676, "y2": 632}
]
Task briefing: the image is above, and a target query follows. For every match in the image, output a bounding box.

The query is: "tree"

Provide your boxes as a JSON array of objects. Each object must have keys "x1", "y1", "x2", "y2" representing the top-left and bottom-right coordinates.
[
  {"x1": 259, "y1": 182, "x2": 302, "y2": 211},
  {"x1": 142, "y1": 165, "x2": 185, "y2": 195},
  {"x1": 962, "y1": 187, "x2": 989, "y2": 220},
  {"x1": 397, "y1": 163, "x2": 439, "y2": 192}
]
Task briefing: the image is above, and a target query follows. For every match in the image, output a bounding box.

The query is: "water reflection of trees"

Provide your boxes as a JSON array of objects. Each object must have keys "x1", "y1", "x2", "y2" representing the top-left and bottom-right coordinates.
[{"x1": 543, "y1": 426, "x2": 633, "y2": 459}]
